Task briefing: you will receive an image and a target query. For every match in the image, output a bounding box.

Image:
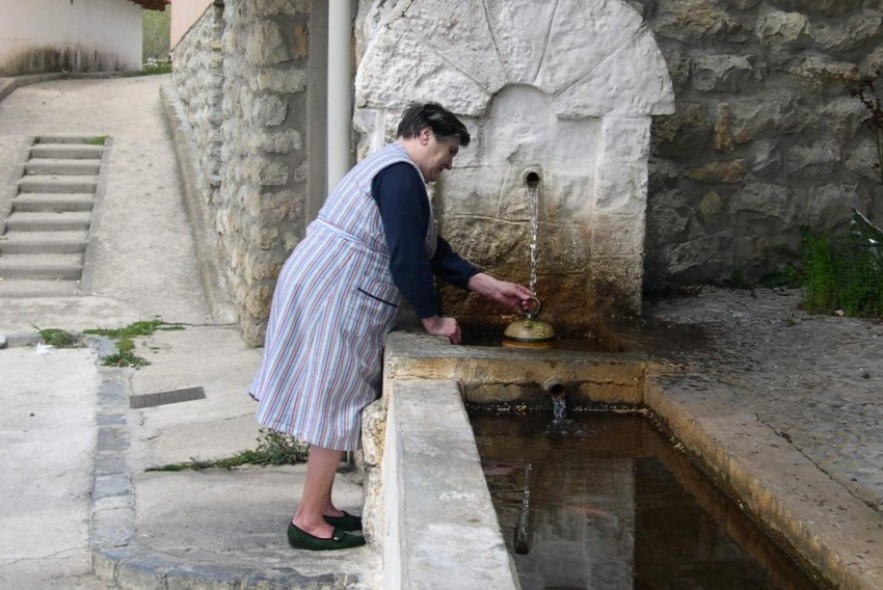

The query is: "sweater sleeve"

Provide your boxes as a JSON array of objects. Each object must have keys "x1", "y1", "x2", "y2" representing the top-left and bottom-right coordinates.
[
  {"x1": 372, "y1": 163, "x2": 481, "y2": 317},
  {"x1": 372, "y1": 163, "x2": 440, "y2": 318},
  {"x1": 430, "y1": 236, "x2": 481, "y2": 290}
]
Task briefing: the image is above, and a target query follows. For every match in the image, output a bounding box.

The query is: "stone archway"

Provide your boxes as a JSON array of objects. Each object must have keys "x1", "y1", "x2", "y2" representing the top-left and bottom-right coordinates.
[{"x1": 354, "y1": 0, "x2": 674, "y2": 322}]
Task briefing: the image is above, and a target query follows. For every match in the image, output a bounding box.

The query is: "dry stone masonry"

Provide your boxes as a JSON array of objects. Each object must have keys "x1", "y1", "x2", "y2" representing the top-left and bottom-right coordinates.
[
  {"x1": 172, "y1": 0, "x2": 311, "y2": 345},
  {"x1": 641, "y1": 0, "x2": 883, "y2": 290}
]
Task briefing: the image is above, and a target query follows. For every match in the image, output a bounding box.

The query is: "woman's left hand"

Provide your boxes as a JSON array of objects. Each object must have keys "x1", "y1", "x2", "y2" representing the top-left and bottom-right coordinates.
[{"x1": 467, "y1": 273, "x2": 533, "y2": 313}]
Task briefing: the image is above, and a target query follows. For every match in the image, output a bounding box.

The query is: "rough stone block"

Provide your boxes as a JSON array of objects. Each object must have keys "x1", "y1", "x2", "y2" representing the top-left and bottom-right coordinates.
[
  {"x1": 685, "y1": 159, "x2": 747, "y2": 184},
  {"x1": 257, "y1": 159, "x2": 289, "y2": 186},
  {"x1": 249, "y1": 94, "x2": 288, "y2": 127},
  {"x1": 784, "y1": 139, "x2": 842, "y2": 178},
  {"x1": 245, "y1": 20, "x2": 290, "y2": 66},
  {"x1": 691, "y1": 54, "x2": 755, "y2": 93},
  {"x1": 730, "y1": 182, "x2": 794, "y2": 221},
  {"x1": 755, "y1": 6, "x2": 809, "y2": 48},
  {"x1": 593, "y1": 161, "x2": 648, "y2": 214}
]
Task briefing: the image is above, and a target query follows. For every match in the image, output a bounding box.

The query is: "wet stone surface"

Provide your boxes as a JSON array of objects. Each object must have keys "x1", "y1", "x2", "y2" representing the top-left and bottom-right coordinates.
[{"x1": 642, "y1": 286, "x2": 883, "y2": 513}]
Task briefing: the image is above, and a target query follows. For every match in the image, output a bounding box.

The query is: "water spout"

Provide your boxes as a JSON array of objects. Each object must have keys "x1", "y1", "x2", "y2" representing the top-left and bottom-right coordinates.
[
  {"x1": 543, "y1": 377, "x2": 565, "y2": 398},
  {"x1": 543, "y1": 377, "x2": 568, "y2": 423}
]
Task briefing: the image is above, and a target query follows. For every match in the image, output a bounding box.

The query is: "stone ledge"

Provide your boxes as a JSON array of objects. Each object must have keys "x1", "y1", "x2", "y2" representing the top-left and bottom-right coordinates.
[
  {"x1": 381, "y1": 379, "x2": 519, "y2": 590},
  {"x1": 645, "y1": 373, "x2": 883, "y2": 590}
]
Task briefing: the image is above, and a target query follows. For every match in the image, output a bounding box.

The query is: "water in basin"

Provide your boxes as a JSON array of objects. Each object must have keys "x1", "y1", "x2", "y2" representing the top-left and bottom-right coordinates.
[{"x1": 470, "y1": 411, "x2": 830, "y2": 590}]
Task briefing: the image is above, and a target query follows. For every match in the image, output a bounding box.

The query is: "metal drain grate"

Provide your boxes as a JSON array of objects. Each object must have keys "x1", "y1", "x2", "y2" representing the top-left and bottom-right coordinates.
[{"x1": 130, "y1": 386, "x2": 206, "y2": 409}]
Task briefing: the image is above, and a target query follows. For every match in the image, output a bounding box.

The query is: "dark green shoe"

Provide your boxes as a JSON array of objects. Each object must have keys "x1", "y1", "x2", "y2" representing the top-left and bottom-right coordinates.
[
  {"x1": 287, "y1": 522, "x2": 365, "y2": 551},
  {"x1": 323, "y1": 511, "x2": 362, "y2": 531}
]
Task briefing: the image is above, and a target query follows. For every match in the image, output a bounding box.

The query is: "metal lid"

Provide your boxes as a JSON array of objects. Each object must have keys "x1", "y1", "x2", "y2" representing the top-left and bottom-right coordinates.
[{"x1": 502, "y1": 296, "x2": 556, "y2": 348}]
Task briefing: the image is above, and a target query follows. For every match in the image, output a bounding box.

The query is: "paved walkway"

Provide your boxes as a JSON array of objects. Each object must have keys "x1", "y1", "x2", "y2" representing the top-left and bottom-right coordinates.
[{"x1": 0, "y1": 75, "x2": 376, "y2": 590}]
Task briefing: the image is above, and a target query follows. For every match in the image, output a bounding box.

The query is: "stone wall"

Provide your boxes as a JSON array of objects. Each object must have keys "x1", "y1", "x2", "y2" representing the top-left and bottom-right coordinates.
[
  {"x1": 638, "y1": 0, "x2": 883, "y2": 290},
  {"x1": 172, "y1": 0, "x2": 312, "y2": 345}
]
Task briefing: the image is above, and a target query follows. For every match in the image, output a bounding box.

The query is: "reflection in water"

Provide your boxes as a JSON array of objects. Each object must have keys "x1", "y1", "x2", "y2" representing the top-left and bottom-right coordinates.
[{"x1": 471, "y1": 413, "x2": 829, "y2": 590}]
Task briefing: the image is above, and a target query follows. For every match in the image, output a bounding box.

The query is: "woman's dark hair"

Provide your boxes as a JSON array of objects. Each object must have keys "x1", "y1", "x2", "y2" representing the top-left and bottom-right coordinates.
[{"x1": 396, "y1": 103, "x2": 471, "y2": 147}]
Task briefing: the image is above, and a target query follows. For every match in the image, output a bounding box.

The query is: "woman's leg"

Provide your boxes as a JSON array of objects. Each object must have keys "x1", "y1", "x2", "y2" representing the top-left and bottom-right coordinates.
[{"x1": 292, "y1": 445, "x2": 344, "y2": 538}]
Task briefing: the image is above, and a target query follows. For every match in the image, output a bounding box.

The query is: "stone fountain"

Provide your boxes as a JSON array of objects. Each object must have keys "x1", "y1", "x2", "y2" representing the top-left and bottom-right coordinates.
[{"x1": 354, "y1": 0, "x2": 674, "y2": 325}]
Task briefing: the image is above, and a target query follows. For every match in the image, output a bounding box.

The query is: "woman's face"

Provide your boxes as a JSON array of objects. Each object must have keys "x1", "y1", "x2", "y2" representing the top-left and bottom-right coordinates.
[{"x1": 417, "y1": 128, "x2": 460, "y2": 182}]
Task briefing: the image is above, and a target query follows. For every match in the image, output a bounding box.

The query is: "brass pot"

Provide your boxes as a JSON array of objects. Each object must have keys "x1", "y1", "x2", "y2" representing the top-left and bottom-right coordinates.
[{"x1": 503, "y1": 296, "x2": 556, "y2": 349}]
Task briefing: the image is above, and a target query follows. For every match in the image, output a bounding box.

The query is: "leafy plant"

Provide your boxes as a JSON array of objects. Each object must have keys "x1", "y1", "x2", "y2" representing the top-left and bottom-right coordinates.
[
  {"x1": 34, "y1": 327, "x2": 81, "y2": 348},
  {"x1": 800, "y1": 229, "x2": 837, "y2": 313},
  {"x1": 146, "y1": 429, "x2": 309, "y2": 471},
  {"x1": 800, "y1": 211, "x2": 883, "y2": 317},
  {"x1": 85, "y1": 319, "x2": 183, "y2": 368}
]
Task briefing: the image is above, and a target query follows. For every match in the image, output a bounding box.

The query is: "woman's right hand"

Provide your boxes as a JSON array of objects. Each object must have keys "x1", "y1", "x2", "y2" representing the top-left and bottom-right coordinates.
[{"x1": 421, "y1": 315, "x2": 461, "y2": 344}]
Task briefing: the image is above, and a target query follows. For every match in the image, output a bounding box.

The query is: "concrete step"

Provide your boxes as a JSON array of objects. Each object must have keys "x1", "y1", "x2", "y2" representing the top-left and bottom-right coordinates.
[
  {"x1": 0, "y1": 231, "x2": 88, "y2": 254},
  {"x1": 13, "y1": 193, "x2": 95, "y2": 213},
  {"x1": 29, "y1": 143, "x2": 103, "y2": 160},
  {"x1": 17, "y1": 176, "x2": 98, "y2": 194},
  {"x1": 0, "y1": 253, "x2": 83, "y2": 280},
  {"x1": 35, "y1": 135, "x2": 107, "y2": 145},
  {"x1": 4, "y1": 211, "x2": 91, "y2": 232},
  {"x1": 0, "y1": 278, "x2": 80, "y2": 297},
  {"x1": 25, "y1": 159, "x2": 101, "y2": 176}
]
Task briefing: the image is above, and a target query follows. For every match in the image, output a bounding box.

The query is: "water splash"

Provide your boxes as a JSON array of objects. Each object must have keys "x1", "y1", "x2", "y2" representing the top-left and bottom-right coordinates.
[{"x1": 552, "y1": 396, "x2": 567, "y2": 422}]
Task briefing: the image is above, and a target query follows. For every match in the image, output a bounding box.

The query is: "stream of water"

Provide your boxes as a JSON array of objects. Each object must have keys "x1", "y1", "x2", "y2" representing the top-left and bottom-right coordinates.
[{"x1": 528, "y1": 184, "x2": 539, "y2": 295}]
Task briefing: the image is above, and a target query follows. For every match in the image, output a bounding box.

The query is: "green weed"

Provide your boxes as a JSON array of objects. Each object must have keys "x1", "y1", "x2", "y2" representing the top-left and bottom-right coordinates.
[
  {"x1": 34, "y1": 327, "x2": 81, "y2": 348},
  {"x1": 800, "y1": 220, "x2": 883, "y2": 317},
  {"x1": 85, "y1": 319, "x2": 184, "y2": 368},
  {"x1": 146, "y1": 429, "x2": 309, "y2": 471},
  {"x1": 82, "y1": 136, "x2": 108, "y2": 146},
  {"x1": 141, "y1": 61, "x2": 172, "y2": 75}
]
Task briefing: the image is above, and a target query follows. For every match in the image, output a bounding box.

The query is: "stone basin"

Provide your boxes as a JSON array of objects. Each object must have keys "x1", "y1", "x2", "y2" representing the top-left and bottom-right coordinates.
[{"x1": 360, "y1": 320, "x2": 883, "y2": 590}]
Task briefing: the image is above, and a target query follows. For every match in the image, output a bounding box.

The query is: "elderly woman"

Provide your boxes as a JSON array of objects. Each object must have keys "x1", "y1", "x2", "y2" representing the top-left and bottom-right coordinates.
[{"x1": 249, "y1": 103, "x2": 532, "y2": 550}]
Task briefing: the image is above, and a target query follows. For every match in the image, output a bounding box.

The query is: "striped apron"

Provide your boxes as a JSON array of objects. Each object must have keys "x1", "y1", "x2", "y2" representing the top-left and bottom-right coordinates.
[{"x1": 249, "y1": 143, "x2": 436, "y2": 451}]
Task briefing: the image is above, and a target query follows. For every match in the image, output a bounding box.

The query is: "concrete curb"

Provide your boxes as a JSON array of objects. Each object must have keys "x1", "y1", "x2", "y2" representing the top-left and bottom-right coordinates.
[
  {"x1": 0, "y1": 72, "x2": 145, "y2": 104},
  {"x1": 79, "y1": 136, "x2": 114, "y2": 294},
  {"x1": 86, "y1": 336, "x2": 361, "y2": 590},
  {"x1": 157, "y1": 80, "x2": 237, "y2": 325},
  {"x1": 0, "y1": 135, "x2": 31, "y2": 236}
]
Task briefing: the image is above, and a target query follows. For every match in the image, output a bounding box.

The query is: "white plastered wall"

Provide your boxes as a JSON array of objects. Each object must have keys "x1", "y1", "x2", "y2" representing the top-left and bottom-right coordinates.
[
  {"x1": 354, "y1": 0, "x2": 674, "y2": 318},
  {"x1": 0, "y1": 0, "x2": 143, "y2": 73}
]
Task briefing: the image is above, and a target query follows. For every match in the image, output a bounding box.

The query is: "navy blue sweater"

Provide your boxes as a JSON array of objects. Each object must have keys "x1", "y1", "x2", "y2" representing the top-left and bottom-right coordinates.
[{"x1": 371, "y1": 162, "x2": 479, "y2": 318}]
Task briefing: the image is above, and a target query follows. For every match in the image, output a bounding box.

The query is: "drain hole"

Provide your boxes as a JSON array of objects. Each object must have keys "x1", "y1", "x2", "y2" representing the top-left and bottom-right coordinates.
[{"x1": 130, "y1": 386, "x2": 206, "y2": 409}]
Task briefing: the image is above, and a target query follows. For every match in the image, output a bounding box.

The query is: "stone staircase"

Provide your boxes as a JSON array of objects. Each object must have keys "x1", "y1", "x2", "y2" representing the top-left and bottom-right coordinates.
[{"x1": 0, "y1": 136, "x2": 105, "y2": 297}]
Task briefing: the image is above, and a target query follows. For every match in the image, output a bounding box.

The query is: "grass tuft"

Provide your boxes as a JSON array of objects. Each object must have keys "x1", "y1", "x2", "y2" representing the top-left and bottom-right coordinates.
[
  {"x1": 800, "y1": 214, "x2": 883, "y2": 317},
  {"x1": 146, "y1": 429, "x2": 309, "y2": 471},
  {"x1": 85, "y1": 319, "x2": 184, "y2": 368},
  {"x1": 82, "y1": 135, "x2": 108, "y2": 146},
  {"x1": 34, "y1": 327, "x2": 82, "y2": 348}
]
